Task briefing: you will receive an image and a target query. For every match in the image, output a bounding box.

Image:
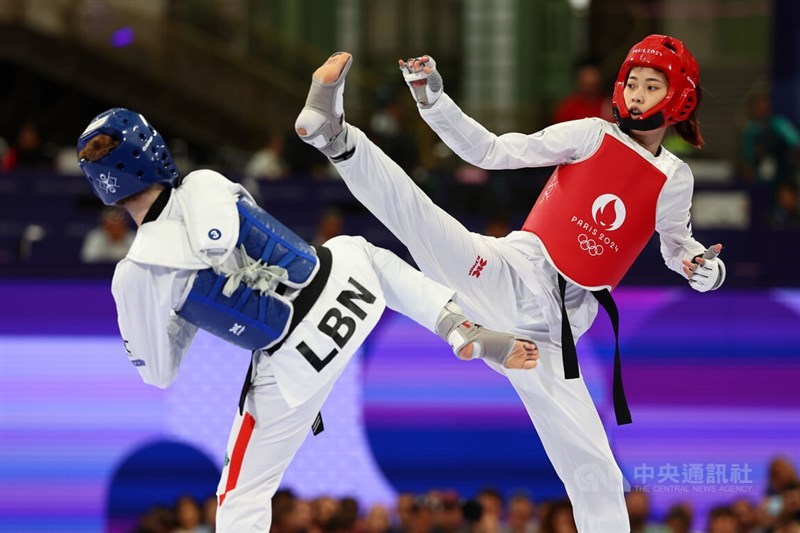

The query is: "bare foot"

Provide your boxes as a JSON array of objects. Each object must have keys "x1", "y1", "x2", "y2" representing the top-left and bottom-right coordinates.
[
  {"x1": 313, "y1": 52, "x2": 352, "y2": 84},
  {"x1": 504, "y1": 340, "x2": 539, "y2": 369},
  {"x1": 459, "y1": 340, "x2": 539, "y2": 370}
]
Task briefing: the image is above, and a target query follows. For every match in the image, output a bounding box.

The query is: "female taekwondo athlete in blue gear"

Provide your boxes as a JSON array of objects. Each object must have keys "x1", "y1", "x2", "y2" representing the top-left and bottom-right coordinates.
[{"x1": 76, "y1": 107, "x2": 538, "y2": 532}]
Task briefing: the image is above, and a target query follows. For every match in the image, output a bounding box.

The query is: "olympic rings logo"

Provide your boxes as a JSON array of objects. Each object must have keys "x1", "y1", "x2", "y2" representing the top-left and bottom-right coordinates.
[{"x1": 578, "y1": 234, "x2": 604, "y2": 256}]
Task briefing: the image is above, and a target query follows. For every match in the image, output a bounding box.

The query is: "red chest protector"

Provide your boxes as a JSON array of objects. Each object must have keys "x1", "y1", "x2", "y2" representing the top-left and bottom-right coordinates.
[{"x1": 522, "y1": 134, "x2": 667, "y2": 290}]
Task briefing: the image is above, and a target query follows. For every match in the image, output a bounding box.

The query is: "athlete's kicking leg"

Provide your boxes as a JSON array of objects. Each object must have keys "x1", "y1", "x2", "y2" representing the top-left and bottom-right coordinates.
[
  {"x1": 347, "y1": 235, "x2": 538, "y2": 369},
  {"x1": 296, "y1": 53, "x2": 520, "y2": 331}
]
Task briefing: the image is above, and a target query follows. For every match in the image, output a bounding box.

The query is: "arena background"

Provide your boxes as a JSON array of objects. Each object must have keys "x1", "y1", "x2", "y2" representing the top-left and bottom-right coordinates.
[{"x1": 1, "y1": 1, "x2": 799, "y2": 532}]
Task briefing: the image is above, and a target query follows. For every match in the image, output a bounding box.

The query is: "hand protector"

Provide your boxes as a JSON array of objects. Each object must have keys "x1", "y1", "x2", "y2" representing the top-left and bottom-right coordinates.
[
  {"x1": 689, "y1": 249, "x2": 726, "y2": 292},
  {"x1": 400, "y1": 55, "x2": 443, "y2": 108}
]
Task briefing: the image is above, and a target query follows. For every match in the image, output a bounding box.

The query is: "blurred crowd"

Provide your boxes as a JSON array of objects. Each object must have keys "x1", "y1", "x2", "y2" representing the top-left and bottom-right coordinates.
[
  {"x1": 2, "y1": 63, "x2": 798, "y2": 268},
  {"x1": 1, "y1": 60, "x2": 798, "y2": 280},
  {"x1": 131, "y1": 457, "x2": 800, "y2": 533}
]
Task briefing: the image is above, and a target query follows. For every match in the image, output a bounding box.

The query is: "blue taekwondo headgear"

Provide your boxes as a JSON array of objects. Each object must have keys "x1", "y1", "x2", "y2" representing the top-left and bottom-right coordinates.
[{"x1": 77, "y1": 108, "x2": 179, "y2": 205}]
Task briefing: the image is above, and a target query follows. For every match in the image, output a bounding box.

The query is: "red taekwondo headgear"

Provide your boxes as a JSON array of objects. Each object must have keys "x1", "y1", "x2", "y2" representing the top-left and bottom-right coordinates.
[{"x1": 612, "y1": 34, "x2": 700, "y2": 131}]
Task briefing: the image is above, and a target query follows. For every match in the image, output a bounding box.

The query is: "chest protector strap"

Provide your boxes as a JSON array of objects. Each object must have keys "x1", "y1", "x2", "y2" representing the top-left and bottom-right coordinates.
[
  {"x1": 237, "y1": 198, "x2": 319, "y2": 288},
  {"x1": 178, "y1": 266, "x2": 294, "y2": 351}
]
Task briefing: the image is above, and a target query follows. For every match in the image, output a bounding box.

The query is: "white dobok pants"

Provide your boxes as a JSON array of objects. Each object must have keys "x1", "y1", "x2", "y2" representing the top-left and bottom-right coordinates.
[
  {"x1": 331, "y1": 126, "x2": 630, "y2": 533},
  {"x1": 215, "y1": 235, "x2": 454, "y2": 531}
]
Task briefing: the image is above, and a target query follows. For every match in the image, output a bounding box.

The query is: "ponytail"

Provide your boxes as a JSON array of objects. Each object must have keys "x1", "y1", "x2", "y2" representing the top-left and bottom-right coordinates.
[{"x1": 672, "y1": 85, "x2": 705, "y2": 149}]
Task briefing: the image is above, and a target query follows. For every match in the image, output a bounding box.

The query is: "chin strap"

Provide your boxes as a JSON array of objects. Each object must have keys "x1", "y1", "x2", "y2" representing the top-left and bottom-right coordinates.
[{"x1": 613, "y1": 107, "x2": 666, "y2": 131}]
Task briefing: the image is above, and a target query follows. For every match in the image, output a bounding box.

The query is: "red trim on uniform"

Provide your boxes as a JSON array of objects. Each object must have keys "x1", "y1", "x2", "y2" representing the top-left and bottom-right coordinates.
[{"x1": 218, "y1": 411, "x2": 256, "y2": 507}]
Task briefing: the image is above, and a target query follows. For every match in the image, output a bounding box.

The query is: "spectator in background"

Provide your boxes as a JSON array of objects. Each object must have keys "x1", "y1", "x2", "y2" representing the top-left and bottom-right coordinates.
[
  {"x1": 174, "y1": 495, "x2": 212, "y2": 533},
  {"x1": 475, "y1": 488, "x2": 503, "y2": 533},
  {"x1": 370, "y1": 88, "x2": 420, "y2": 174},
  {"x1": 363, "y1": 504, "x2": 392, "y2": 533},
  {"x1": 336, "y1": 496, "x2": 360, "y2": 532},
  {"x1": 552, "y1": 61, "x2": 614, "y2": 124},
  {"x1": 664, "y1": 503, "x2": 693, "y2": 533},
  {"x1": 761, "y1": 461, "x2": 800, "y2": 531},
  {"x1": 1, "y1": 121, "x2": 52, "y2": 171},
  {"x1": 730, "y1": 498, "x2": 762, "y2": 533},
  {"x1": 392, "y1": 493, "x2": 416, "y2": 533},
  {"x1": 775, "y1": 519, "x2": 800, "y2": 533},
  {"x1": 501, "y1": 493, "x2": 537, "y2": 533},
  {"x1": 483, "y1": 215, "x2": 510, "y2": 239},
  {"x1": 626, "y1": 491, "x2": 665, "y2": 533},
  {"x1": 136, "y1": 505, "x2": 176, "y2": 533},
  {"x1": 272, "y1": 489, "x2": 299, "y2": 533},
  {"x1": 739, "y1": 90, "x2": 800, "y2": 227},
  {"x1": 538, "y1": 500, "x2": 576, "y2": 533},
  {"x1": 313, "y1": 207, "x2": 345, "y2": 247},
  {"x1": 740, "y1": 91, "x2": 800, "y2": 185},
  {"x1": 707, "y1": 506, "x2": 738, "y2": 533},
  {"x1": 778, "y1": 483, "x2": 800, "y2": 530},
  {"x1": 80, "y1": 207, "x2": 135, "y2": 263},
  {"x1": 434, "y1": 491, "x2": 465, "y2": 533},
  {"x1": 295, "y1": 498, "x2": 313, "y2": 533},
  {"x1": 201, "y1": 495, "x2": 217, "y2": 532},
  {"x1": 767, "y1": 457, "x2": 800, "y2": 497},
  {"x1": 773, "y1": 182, "x2": 800, "y2": 229},
  {"x1": 242, "y1": 131, "x2": 289, "y2": 200},
  {"x1": 408, "y1": 497, "x2": 435, "y2": 533},
  {"x1": 311, "y1": 496, "x2": 340, "y2": 533}
]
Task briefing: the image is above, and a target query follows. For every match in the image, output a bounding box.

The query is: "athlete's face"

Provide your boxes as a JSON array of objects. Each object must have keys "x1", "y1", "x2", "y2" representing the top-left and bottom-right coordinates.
[{"x1": 623, "y1": 67, "x2": 668, "y2": 117}]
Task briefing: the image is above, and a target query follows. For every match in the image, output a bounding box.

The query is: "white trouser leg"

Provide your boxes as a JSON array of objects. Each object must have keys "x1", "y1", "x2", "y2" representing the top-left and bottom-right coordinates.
[
  {"x1": 505, "y1": 344, "x2": 629, "y2": 533},
  {"x1": 215, "y1": 370, "x2": 337, "y2": 532},
  {"x1": 334, "y1": 126, "x2": 519, "y2": 330},
  {"x1": 357, "y1": 237, "x2": 454, "y2": 332},
  {"x1": 334, "y1": 126, "x2": 629, "y2": 531}
]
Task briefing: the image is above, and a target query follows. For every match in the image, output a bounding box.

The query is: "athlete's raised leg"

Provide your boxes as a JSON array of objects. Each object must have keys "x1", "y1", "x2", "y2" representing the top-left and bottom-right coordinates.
[
  {"x1": 331, "y1": 235, "x2": 538, "y2": 369},
  {"x1": 297, "y1": 53, "x2": 517, "y2": 328}
]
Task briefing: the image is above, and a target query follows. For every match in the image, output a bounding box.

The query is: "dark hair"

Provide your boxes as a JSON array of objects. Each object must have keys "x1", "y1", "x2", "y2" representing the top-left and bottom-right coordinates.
[{"x1": 672, "y1": 84, "x2": 705, "y2": 149}]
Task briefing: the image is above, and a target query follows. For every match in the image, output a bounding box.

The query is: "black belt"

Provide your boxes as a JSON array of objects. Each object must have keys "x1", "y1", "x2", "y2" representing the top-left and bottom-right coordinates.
[
  {"x1": 558, "y1": 274, "x2": 632, "y2": 425},
  {"x1": 238, "y1": 246, "x2": 333, "y2": 437}
]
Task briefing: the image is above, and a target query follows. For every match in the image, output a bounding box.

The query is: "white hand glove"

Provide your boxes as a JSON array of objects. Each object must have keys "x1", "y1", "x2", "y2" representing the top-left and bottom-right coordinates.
[
  {"x1": 688, "y1": 247, "x2": 726, "y2": 292},
  {"x1": 399, "y1": 55, "x2": 443, "y2": 108}
]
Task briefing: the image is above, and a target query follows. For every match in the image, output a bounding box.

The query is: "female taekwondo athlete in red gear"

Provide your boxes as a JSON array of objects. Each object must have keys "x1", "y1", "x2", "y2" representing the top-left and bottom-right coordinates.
[{"x1": 296, "y1": 35, "x2": 725, "y2": 533}]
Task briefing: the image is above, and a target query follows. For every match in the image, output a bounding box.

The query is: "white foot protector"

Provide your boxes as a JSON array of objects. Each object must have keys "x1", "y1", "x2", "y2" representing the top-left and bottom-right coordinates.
[
  {"x1": 435, "y1": 301, "x2": 537, "y2": 369},
  {"x1": 295, "y1": 52, "x2": 353, "y2": 159}
]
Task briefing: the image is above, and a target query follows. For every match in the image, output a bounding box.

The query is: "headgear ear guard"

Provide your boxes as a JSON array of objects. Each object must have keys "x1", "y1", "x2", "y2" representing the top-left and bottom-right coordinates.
[
  {"x1": 611, "y1": 34, "x2": 700, "y2": 131},
  {"x1": 77, "y1": 108, "x2": 179, "y2": 205}
]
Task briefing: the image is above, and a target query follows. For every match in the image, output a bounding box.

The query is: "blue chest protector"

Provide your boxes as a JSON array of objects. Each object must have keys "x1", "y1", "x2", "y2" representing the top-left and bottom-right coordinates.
[{"x1": 176, "y1": 198, "x2": 320, "y2": 351}]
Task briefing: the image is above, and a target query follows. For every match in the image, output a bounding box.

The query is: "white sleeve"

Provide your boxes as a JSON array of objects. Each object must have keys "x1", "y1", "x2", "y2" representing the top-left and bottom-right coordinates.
[
  {"x1": 111, "y1": 260, "x2": 198, "y2": 389},
  {"x1": 418, "y1": 92, "x2": 602, "y2": 169},
  {"x1": 655, "y1": 163, "x2": 707, "y2": 277}
]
